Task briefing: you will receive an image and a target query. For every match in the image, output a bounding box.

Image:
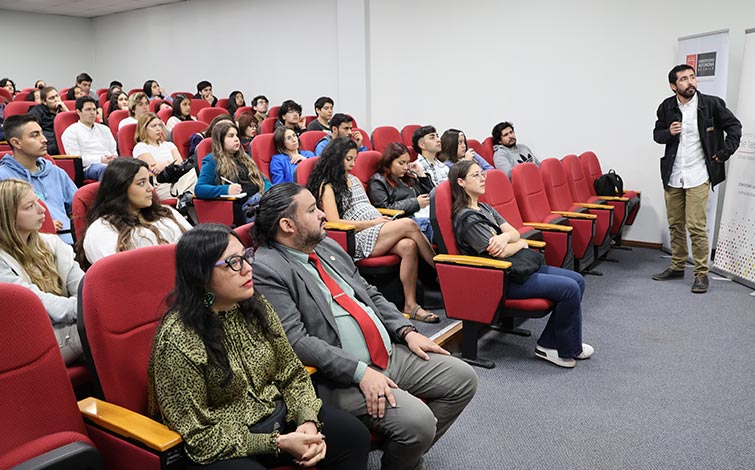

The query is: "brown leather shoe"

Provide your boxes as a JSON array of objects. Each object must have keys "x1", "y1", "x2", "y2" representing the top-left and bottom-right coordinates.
[
  {"x1": 691, "y1": 273, "x2": 709, "y2": 293},
  {"x1": 652, "y1": 268, "x2": 685, "y2": 281}
]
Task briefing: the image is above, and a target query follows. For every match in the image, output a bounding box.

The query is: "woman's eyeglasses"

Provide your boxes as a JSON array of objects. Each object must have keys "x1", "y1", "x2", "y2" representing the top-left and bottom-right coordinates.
[{"x1": 214, "y1": 247, "x2": 255, "y2": 272}]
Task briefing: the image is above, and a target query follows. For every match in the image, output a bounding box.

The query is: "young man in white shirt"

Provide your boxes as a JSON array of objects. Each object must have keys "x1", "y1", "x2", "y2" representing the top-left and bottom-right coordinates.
[
  {"x1": 61, "y1": 96, "x2": 117, "y2": 180},
  {"x1": 412, "y1": 125, "x2": 447, "y2": 187}
]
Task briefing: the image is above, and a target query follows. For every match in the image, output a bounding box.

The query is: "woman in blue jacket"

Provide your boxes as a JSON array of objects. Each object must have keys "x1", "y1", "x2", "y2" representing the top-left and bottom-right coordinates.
[{"x1": 269, "y1": 126, "x2": 314, "y2": 185}]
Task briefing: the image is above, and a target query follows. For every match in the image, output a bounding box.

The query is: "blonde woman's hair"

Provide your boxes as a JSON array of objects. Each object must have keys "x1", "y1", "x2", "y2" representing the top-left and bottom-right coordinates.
[
  {"x1": 128, "y1": 92, "x2": 148, "y2": 117},
  {"x1": 135, "y1": 112, "x2": 163, "y2": 145},
  {"x1": 0, "y1": 179, "x2": 64, "y2": 295},
  {"x1": 211, "y1": 121, "x2": 265, "y2": 192}
]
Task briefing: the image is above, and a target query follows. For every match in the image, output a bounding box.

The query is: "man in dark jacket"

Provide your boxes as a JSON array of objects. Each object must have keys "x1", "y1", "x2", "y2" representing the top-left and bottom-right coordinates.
[
  {"x1": 652, "y1": 64, "x2": 741, "y2": 293},
  {"x1": 28, "y1": 86, "x2": 69, "y2": 155}
]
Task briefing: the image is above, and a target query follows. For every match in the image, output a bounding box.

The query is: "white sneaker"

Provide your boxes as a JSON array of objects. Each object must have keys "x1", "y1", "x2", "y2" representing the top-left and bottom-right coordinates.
[
  {"x1": 575, "y1": 343, "x2": 594, "y2": 360},
  {"x1": 535, "y1": 345, "x2": 576, "y2": 368}
]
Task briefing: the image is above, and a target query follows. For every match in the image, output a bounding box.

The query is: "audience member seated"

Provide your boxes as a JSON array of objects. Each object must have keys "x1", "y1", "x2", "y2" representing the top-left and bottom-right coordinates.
[
  {"x1": 270, "y1": 126, "x2": 315, "y2": 184},
  {"x1": 79, "y1": 158, "x2": 190, "y2": 267},
  {"x1": 74, "y1": 72, "x2": 98, "y2": 99},
  {"x1": 0, "y1": 115, "x2": 77, "y2": 243},
  {"x1": 34, "y1": 79, "x2": 47, "y2": 90},
  {"x1": 307, "y1": 137, "x2": 439, "y2": 323},
  {"x1": 368, "y1": 142, "x2": 434, "y2": 241},
  {"x1": 306, "y1": 96, "x2": 334, "y2": 131},
  {"x1": 251, "y1": 94, "x2": 269, "y2": 124},
  {"x1": 412, "y1": 125, "x2": 446, "y2": 187},
  {"x1": 274, "y1": 99, "x2": 306, "y2": 135},
  {"x1": 252, "y1": 183, "x2": 478, "y2": 470},
  {"x1": 144, "y1": 79, "x2": 172, "y2": 102},
  {"x1": 491, "y1": 121, "x2": 540, "y2": 177},
  {"x1": 105, "y1": 90, "x2": 129, "y2": 125},
  {"x1": 61, "y1": 96, "x2": 117, "y2": 180},
  {"x1": 119, "y1": 92, "x2": 150, "y2": 131},
  {"x1": 227, "y1": 90, "x2": 245, "y2": 117},
  {"x1": 195, "y1": 121, "x2": 268, "y2": 224},
  {"x1": 236, "y1": 111, "x2": 258, "y2": 155},
  {"x1": 147, "y1": 223, "x2": 370, "y2": 470},
  {"x1": 105, "y1": 83, "x2": 123, "y2": 102},
  {"x1": 439, "y1": 128, "x2": 493, "y2": 171},
  {"x1": 25, "y1": 88, "x2": 42, "y2": 104},
  {"x1": 449, "y1": 160, "x2": 594, "y2": 368},
  {"x1": 28, "y1": 86, "x2": 69, "y2": 155},
  {"x1": 188, "y1": 114, "x2": 234, "y2": 159},
  {"x1": 0, "y1": 179, "x2": 83, "y2": 365},
  {"x1": 65, "y1": 85, "x2": 86, "y2": 101},
  {"x1": 314, "y1": 113, "x2": 367, "y2": 156},
  {"x1": 165, "y1": 94, "x2": 197, "y2": 134},
  {"x1": 194, "y1": 80, "x2": 218, "y2": 107},
  {"x1": 133, "y1": 112, "x2": 197, "y2": 200},
  {"x1": 0, "y1": 77, "x2": 17, "y2": 97}
]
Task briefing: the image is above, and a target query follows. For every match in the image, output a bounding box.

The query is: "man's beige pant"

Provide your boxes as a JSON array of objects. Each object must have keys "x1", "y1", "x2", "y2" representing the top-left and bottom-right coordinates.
[{"x1": 664, "y1": 181, "x2": 710, "y2": 274}]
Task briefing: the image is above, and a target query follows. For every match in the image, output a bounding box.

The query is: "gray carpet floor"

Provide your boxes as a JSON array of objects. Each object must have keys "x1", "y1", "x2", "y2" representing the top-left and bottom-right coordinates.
[{"x1": 369, "y1": 247, "x2": 755, "y2": 469}]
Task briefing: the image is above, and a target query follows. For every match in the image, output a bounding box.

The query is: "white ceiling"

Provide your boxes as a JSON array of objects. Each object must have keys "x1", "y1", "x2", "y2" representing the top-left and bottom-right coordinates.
[{"x1": 0, "y1": 0, "x2": 186, "y2": 18}]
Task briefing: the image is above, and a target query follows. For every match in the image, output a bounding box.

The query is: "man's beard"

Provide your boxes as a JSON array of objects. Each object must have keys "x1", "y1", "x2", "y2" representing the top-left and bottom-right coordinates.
[{"x1": 680, "y1": 85, "x2": 696, "y2": 99}]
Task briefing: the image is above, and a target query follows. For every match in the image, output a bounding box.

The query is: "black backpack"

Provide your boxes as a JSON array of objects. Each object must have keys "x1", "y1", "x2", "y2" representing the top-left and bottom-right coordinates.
[{"x1": 594, "y1": 169, "x2": 624, "y2": 196}]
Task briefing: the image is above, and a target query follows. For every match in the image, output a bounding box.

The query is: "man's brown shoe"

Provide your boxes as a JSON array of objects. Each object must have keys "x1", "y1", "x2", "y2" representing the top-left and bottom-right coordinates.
[
  {"x1": 691, "y1": 273, "x2": 709, "y2": 293},
  {"x1": 652, "y1": 268, "x2": 685, "y2": 281}
]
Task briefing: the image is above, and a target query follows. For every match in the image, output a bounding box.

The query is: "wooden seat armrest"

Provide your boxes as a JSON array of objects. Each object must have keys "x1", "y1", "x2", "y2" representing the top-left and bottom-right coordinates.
[
  {"x1": 522, "y1": 222, "x2": 573, "y2": 232},
  {"x1": 573, "y1": 202, "x2": 613, "y2": 210},
  {"x1": 78, "y1": 397, "x2": 182, "y2": 452},
  {"x1": 552, "y1": 211, "x2": 597, "y2": 220},
  {"x1": 624, "y1": 189, "x2": 640, "y2": 195},
  {"x1": 197, "y1": 196, "x2": 242, "y2": 201},
  {"x1": 325, "y1": 221, "x2": 356, "y2": 231},
  {"x1": 50, "y1": 154, "x2": 81, "y2": 160},
  {"x1": 433, "y1": 254, "x2": 511, "y2": 270},
  {"x1": 377, "y1": 208, "x2": 404, "y2": 218},
  {"x1": 525, "y1": 239, "x2": 546, "y2": 249},
  {"x1": 0, "y1": 140, "x2": 8, "y2": 145},
  {"x1": 599, "y1": 196, "x2": 630, "y2": 201}
]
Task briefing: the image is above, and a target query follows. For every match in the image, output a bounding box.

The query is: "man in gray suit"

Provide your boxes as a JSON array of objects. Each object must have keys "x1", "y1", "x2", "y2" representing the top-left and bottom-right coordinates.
[{"x1": 252, "y1": 183, "x2": 477, "y2": 470}]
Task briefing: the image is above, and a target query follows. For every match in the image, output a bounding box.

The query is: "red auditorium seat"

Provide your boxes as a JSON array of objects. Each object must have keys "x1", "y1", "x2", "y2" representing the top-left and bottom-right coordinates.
[
  {"x1": 0, "y1": 87, "x2": 11, "y2": 103},
  {"x1": 259, "y1": 117, "x2": 277, "y2": 134},
  {"x1": 234, "y1": 106, "x2": 254, "y2": 118},
  {"x1": 196, "y1": 107, "x2": 227, "y2": 124},
  {"x1": 157, "y1": 107, "x2": 172, "y2": 124},
  {"x1": 189, "y1": 98, "x2": 210, "y2": 116},
  {"x1": 250, "y1": 133, "x2": 276, "y2": 179},
  {"x1": 268, "y1": 105, "x2": 280, "y2": 119},
  {"x1": 72, "y1": 182, "x2": 100, "y2": 242},
  {"x1": 3, "y1": 100, "x2": 36, "y2": 118},
  {"x1": 107, "y1": 110, "x2": 129, "y2": 138},
  {"x1": 481, "y1": 137, "x2": 495, "y2": 166},
  {"x1": 215, "y1": 98, "x2": 229, "y2": 110},
  {"x1": 430, "y1": 180, "x2": 554, "y2": 369},
  {"x1": 171, "y1": 121, "x2": 207, "y2": 159},
  {"x1": 371, "y1": 126, "x2": 401, "y2": 154},
  {"x1": 170, "y1": 91, "x2": 193, "y2": 100},
  {"x1": 300, "y1": 130, "x2": 327, "y2": 152},
  {"x1": 117, "y1": 123, "x2": 137, "y2": 158}
]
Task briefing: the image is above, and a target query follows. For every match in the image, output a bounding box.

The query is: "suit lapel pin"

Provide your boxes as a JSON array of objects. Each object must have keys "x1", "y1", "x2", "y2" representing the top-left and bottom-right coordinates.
[{"x1": 329, "y1": 256, "x2": 336, "y2": 261}]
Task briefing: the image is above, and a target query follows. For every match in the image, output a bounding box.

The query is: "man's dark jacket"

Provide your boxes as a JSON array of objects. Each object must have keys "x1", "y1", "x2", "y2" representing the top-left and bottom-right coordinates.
[
  {"x1": 28, "y1": 103, "x2": 60, "y2": 155},
  {"x1": 653, "y1": 91, "x2": 741, "y2": 189}
]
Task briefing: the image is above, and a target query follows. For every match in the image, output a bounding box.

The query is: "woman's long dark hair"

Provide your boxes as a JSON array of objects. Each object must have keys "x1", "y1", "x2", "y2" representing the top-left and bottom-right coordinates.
[
  {"x1": 171, "y1": 94, "x2": 191, "y2": 121},
  {"x1": 449, "y1": 160, "x2": 477, "y2": 216},
  {"x1": 227, "y1": 90, "x2": 244, "y2": 117},
  {"x1": 439, "y1": 128, "x2": 464, "y2": 163},
  {"x1": 106, "y1": 91, "x2": 128, "y2": 125},
  {"x1": 379, "y1": 142, "x2": 415, "y2": 188},
  {"x1": 167, "y1": 223, "x2": 275, "y2": 385},
  {"x1": 306, "y1": 137, "x2": 358, "y2": 215},
  {"x1": 76, "y1": 159, "x2": 186, "y2": 268}
]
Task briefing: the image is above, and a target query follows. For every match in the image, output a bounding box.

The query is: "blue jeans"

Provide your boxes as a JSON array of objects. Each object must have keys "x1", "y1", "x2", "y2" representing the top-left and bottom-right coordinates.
[
  {"x1": 413, "y1": 216, "x2": 433, "y2": 242},
  {"x1": 507, "y1": 265, "x2": 585, "y2": 358},
  {"x1": 84, "y1": 163, "x2": 107, "y2": 181}
]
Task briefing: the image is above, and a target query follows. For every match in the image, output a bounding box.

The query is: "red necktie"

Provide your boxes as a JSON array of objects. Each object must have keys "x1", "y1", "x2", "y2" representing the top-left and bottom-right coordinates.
[{"x1": 308, "y1": 253, "x2": 389, "y2": 369}]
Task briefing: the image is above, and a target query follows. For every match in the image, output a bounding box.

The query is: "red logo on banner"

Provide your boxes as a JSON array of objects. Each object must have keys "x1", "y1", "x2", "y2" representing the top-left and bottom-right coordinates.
[{"x1": 686, "y1": 54, "x2": 697, "y2": 69}]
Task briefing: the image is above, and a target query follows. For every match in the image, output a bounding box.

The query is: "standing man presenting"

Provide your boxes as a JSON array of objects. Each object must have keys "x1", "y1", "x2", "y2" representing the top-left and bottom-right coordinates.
[{"x1": 652, "y1": 64, "x2": 741, "y2": 293}]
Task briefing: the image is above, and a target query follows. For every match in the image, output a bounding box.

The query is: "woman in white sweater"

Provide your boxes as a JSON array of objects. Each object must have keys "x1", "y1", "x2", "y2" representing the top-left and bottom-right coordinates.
[
  {"x1": 79, "y1": 158, "x2": 192, "y2": 267},
  {"x1": 0, "y1": 179, "x2": 84, "y2": 365}
]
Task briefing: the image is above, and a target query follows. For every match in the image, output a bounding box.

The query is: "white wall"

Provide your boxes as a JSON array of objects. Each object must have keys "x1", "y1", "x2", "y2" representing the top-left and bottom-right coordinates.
[
  {"x1": 368, "y1": 0, "x2": 752, "y2": 244},
  {"x1": 0, "y1": 10, "x2": 93, "y2": 91},
  {"x1": 3, "y1": 0, "x2": 752, "y2": 243}
]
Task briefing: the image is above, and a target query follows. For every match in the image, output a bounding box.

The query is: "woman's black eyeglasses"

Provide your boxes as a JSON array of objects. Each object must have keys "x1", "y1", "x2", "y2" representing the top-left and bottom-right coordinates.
[{"x1": 214, "y1": 247, "x2": 255, "y2": 272}]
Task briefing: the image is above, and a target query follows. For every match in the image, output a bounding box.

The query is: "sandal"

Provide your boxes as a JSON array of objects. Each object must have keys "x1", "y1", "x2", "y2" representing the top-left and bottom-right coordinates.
[{"x1": 404, "y1": 305, "x2": 440, "y2": 324}]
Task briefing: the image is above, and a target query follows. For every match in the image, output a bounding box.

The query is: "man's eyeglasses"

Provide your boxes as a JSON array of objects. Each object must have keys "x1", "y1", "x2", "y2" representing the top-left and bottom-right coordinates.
[{"x1": 214, "y1": 247, "x2": 255, "y2": 272}]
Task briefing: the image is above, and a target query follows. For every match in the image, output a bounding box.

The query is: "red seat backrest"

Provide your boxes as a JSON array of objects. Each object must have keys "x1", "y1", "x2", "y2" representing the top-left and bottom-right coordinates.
[
  {"x1": 371, "y1": 126, "x2": 401, "y2": 154},
  {"x1": 13, "y1": 90, "x2": 30, "y2": 102},
  {"x1": 117, "y1": 124, "x2": 137, "y2": 158},
  {"x1": 0, "y1": 283, "x2": 90, "y2": 468},
  {"x1": 430, "y1": 180, "x2": 458, "y2": 255},
  {"x1": 562, "y1": 155, "x2": 595, "y2": 203},
  {"x1": 148, "y1": 99, "x2": 164, "y2": 113},
  {"x1": 250, "y1": 133, "x2": 276, "y2": 179},
  {"x1": 401, "y1": 124, "x2": 420, "y2": 160},
  {"x1": 107, "y1": 110, "x2": 129, "y2": 138},
  {"x1": 102, "y1": 101, "x2": 111, "y2": 120},
  {"x1": 233, "y1": 222, "x2": 255, "y2": 247},
  {"x1": 195, "y1": 137, "x2": 213, "y2": 169},
  {"x1": 0, "y1": 87, "x2": 11, "y2": 103},
  {"x1": 467, "y1": 138, "x2": 484, "y2": 158},
  {"x1": 260, "y1": 117, "x2": 277, "y2": 134},
  {"x1": 478, "y1": 169, "x2": 526, "y2": 229},
  {"x1": 172, "y1": 121, "x2": 207, "y2": 159},
  {"x1": 157, "y1": 108, "x2": 172, "y2": 124},
  {"x1": 295, "y1": 156, "x2": 320, "y2": 185},
  {"x1": 540, "y1": 158, "x2": 576, "y2": 211},
  {"x1": 38, "y1": 200, "x2": 57, "y2": 234},
  {"x1": 300, "y1": 130, "x2": 327, "y2": 152},
  {"x1": 170, "y1": 91, "x2": 193, "y2": 100},
  {"x1": 481, "y1": 137, "x2": 495, "y2": 166},
  {"x1": 4, "y1": 101, "x2": 36, "y2": 118},
  {"x1": 72, "y1": 182, "x2": 100, "y2": 241},
  {"x1": 511, "y1": 162, "x2": 554, "y2": 223},
  {"x1": 127, "y1": 88, "x2": 142, "y2": 96},
  {"x1": 54, "y1": 111, "x2": 80, "y2": 155},
  {"x1": 197, "y1": 107, "x2": 227, "y2": 125},
  {"x1": 216, "y1": 98, "x2": 229, "y2": 110},
  {"x1": 268, "y1": 106, "x2": 280, "y2": 119},
  {"x1": 189, "y1": 99, "x2": 210, "y2": 117},
  {"x1": 354, "y1": 128, "x2": 372, "y2": 151},
  {"x1": 62, "y1": 100, "x2": 76, "y2": 111},
  {"x1": 351, "y1": 150, "x2": 381, "y2": 188},
  {"x1": 80, "y1": 244, "x2": 176, "y2": 413},
  {"x1": 234, "y1": 106, "x2": 254, "y2": 118},
  {"x1": 579, "y1": 151, "x2": 603, "y2": 197}
]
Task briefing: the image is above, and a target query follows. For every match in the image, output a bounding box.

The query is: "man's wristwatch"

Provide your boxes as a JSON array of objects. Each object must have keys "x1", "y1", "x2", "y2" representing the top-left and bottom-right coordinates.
[{"x1": 398, "y1": 325, "x2": 418, "y2": 343}]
